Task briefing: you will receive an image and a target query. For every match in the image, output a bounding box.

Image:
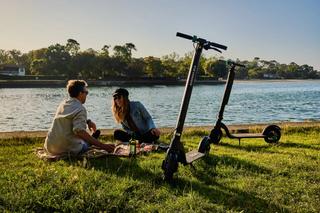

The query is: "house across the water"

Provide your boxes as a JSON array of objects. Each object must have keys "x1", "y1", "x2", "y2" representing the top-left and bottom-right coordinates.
[{"x1": 0, "y1": 65, "x2": 25, "y2": 76}]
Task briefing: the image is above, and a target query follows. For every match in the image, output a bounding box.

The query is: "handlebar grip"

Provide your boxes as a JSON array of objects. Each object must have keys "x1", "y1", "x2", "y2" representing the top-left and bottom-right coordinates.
[
  {"x1": 176, "y1": 32, "x2": 193, "y2": 40},
  {"x1": 209, "y1": 42, "x2": 227, "y2": 50}
]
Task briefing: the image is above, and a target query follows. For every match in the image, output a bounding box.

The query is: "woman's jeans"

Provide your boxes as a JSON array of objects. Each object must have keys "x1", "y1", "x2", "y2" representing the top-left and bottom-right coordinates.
[{"x1": 114, "y1": 129, "x2": 159, "y2": 143}]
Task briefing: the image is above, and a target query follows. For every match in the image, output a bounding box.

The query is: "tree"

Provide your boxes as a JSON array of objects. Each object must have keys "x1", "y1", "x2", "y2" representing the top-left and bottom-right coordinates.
[
  {"x1": 113, "y1": 43, "x2": 136, "y2": 62},
  {"x1": 108, "y1": 56, "x2": 127, "y2": 77},
  {"x1": 0, "y1": 49, "x2": 23, "y2": 65},
  {"x1": 143, "y1": 56, "x2": 164, "y2": 77},
  {"x1": 101, "y1": 45, "x2": 110, "y2": 57},
  {"x1": 299, "y1": 64, "x2": 316, "y2": 79},
  {"x1": 203, "y1": 57, "x2": 219, "y2": 77},
  {"x1": 19, "y1": 53, "x2": 32, "y2": 75},
  {"x1": 176, "y1": 52, "x2": 193, "y2": 78},
  {"x1": 127, "y1": 58, "x2": 145, "y2": 77},
  {"x1": 213, "y1": 60, "x2": 227, "y2": 78},
  {"x1": 45, "y1": 44, "x2": 71, "y2": 76},
  {"x1": 8, "y1": 49, "x2": 23, "y2": 65},
  {"x1": 72, "y1": 50, "x2": 98, "y2": 79},
  {"x1": 0, "y1": 49, "x2": 8, "y2": 64},
  {"x1": 66, "y1": 39, "x2": 80, "y2": 56},
  {"x1": 30, "y1": 59, "x2": 47, "y2": 75},
  {"x1": 125, "y1": 43, "x2": 136, "y2": 58},
  {"x1": 248, "y1": 67, "x2": 264, "y2": 79},
  {"x1": 286, "y1": 62, "x2": 299, "y2": 78},
  {"x1": 235, "y1": 59, "x2": 249, "y2": 79},
  {"x1": 161, "y1": 52, "x2": 180, "y2": 78},
  {"x1": 27, "y1": 48, "x2": 48, "y2": 75}
]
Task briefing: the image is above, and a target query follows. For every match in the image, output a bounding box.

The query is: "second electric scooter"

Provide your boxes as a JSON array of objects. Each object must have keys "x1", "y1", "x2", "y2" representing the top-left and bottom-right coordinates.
[
  {"x1": 209, "y1": 60, "x2": 281, "y2": 145},
  {"x1": 162, "y1": 32, "x2": 227, "y2": 181}
]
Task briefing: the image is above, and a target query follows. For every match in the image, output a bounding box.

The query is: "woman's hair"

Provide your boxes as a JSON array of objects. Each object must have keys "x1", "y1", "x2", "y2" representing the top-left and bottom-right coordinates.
[
  {"x1": 111, "y1": 96, "x2": 129, "y2": 123},
  {"x1": 67, "y1": 80, "x2": 87, "y2": 97}
]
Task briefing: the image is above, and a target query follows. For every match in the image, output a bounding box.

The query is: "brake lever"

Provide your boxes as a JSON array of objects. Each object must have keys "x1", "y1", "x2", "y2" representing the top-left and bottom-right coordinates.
[
  {"x1": 211, "y1": 47, "x2": 222, "y2": 53},
  {"x1": 204, "y1": 44, "x2": 222, "y2": 53}
]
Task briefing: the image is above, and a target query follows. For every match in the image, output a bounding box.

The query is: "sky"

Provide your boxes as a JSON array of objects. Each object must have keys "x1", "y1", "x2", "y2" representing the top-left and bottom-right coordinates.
[{"x1": 1, "y1": 0, "x2": 319, "y2": 70}]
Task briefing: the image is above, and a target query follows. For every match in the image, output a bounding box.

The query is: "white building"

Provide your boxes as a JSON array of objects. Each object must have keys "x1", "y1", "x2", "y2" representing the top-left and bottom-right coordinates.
[{"x1": 0, "y1": 65, "x2": 25, "y2": 76}]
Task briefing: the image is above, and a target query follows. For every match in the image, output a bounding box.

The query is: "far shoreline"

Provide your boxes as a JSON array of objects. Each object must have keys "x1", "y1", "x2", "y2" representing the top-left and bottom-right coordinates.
[
  {"x1": 1, "y1": 79, "x2": 319, "y2": 88},
  {"x1": 0, "y1": 79, "x2": 226, "y2": 88},
  {"x1": 1, "y1": 121, "x2": 319, "y2": 139}
]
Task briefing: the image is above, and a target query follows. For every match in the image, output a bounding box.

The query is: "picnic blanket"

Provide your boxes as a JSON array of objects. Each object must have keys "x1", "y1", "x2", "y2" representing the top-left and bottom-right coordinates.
[{"x1": 35, "y1": 143, "x2": 169, "y2": 161}]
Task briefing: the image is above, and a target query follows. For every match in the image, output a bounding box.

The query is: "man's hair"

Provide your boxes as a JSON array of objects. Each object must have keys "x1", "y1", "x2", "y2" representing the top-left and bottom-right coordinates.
[{"x1": 66, "y1": 80, "x2": 88, "y2": 97}]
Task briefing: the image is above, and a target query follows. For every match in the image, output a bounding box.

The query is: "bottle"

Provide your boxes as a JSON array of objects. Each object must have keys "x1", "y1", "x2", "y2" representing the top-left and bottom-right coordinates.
[
  {"x1": 136, "y1": 142, "x2": 140, "y2": 153},
  {"x1": 129, "y1": 140, "x2": 136, "y2": 156}
]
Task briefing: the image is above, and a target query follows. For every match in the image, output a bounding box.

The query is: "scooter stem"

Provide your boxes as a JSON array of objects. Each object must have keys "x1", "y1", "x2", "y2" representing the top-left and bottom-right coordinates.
[{"x1": 168, "y1": 42, "x2": 204, "y2": 163}]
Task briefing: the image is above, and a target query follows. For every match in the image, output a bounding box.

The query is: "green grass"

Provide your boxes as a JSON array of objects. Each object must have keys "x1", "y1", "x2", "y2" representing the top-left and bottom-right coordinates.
[{"x1": 1, "y1": 126, "x2": 319, "y2": 212}]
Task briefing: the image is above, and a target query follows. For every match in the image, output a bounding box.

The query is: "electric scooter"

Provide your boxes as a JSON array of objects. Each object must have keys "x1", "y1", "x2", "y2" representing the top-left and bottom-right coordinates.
[
  {"x1": 162, "y1": 32, "x2": 227, "y2": 181},
  {"x1": 209, "y1": 60, "x2": 281, "y2": 145}
]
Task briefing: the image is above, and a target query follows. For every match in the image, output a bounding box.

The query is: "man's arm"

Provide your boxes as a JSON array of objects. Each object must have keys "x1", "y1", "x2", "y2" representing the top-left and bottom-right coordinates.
[
  {"x1": 76, "y1": 130, "x2": 114, "y2": 152},
  {"x1": 150, "y1": 128, "x2": 161, "y2": 137}
]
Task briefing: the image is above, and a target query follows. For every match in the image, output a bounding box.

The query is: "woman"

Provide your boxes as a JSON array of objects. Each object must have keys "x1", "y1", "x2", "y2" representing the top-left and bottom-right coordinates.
[{"x1": 111, "y1": 88, "x2": 161, "y2": 144}]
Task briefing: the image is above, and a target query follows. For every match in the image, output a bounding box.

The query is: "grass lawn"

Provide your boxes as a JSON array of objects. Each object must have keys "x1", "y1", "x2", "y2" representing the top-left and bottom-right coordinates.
[{"x1": 0, "y1": 125, "x2": 319, "y2": 212}]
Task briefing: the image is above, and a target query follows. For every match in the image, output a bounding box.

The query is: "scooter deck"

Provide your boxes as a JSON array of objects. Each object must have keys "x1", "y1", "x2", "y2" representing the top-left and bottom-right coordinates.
[
  {"x1": 186, "y1": 150, "x2": 205, "y2": 164},
  {"x1": 231, "y1": 133, "x2": 265, "y2": 138}
]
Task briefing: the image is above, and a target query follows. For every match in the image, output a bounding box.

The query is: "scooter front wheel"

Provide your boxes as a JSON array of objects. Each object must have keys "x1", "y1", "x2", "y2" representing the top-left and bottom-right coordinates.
[
  {"x1": 209, "y1": 128, "x2": 223, "y2": 144},
  {"x1": 263, "y1": 125, "x2": 281, "y2": 143},
  {"x1": 162, "y1": 152, "x2": 178, "y2": 182},
  {"x1": 198, "y1": 136, "x2": 211, "y2": 155}
]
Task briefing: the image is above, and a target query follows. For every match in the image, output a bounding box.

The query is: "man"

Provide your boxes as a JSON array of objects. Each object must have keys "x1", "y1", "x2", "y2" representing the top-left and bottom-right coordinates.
[{"x1": 44, "y1": 80, "x2": 114, "y2": 156}]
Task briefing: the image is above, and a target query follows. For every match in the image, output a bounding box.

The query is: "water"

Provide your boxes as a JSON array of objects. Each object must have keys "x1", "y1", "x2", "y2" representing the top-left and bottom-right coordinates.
[{"x1": 0, "y1": 80, "x2": 319, "y2": 132}]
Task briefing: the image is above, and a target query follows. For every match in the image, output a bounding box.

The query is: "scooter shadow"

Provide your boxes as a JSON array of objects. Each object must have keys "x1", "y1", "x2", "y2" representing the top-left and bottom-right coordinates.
[
  {"x1": 218, "y1": 140, "x2": 320, "y2": 152},
  {"x1": 277, "y1": 140, "x2": 320, "y2": 151},
  {"x1": 168, "y1": 154, "x2": 288, "y2": 212},
  {"x1": 177, "y1": 177, "x2": 289, "y2": 212},
  {"x1": 189, "y1": 154, "x2": 272, "y2": 182},
  {"x1": 218, "y1": 141, "x2": 279, "y2": 154}
]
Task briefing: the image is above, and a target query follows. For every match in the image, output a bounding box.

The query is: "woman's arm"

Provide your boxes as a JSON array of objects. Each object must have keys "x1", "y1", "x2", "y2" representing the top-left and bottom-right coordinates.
[{"x1": 138, "y1": 102, "x2": 156, "y2": 129}]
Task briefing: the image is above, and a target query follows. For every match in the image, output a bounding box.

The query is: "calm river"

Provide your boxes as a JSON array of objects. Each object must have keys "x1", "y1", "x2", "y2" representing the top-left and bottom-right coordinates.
[{"x1": 0, "y1": 80, "x2": 319, "y2": 132}]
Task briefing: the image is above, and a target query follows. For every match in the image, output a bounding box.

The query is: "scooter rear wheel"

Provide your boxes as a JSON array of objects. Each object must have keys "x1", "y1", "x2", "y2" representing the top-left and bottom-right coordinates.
[
  {"x1": 263, "y1": 125, "x2": 281, "y2": 143},
  {"x1": 209, "y1": 128, "x2": 223, "y2": 144}
]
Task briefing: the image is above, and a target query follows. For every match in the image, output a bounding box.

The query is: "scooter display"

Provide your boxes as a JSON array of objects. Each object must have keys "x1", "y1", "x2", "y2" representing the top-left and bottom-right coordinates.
[
  {"x1": 162, "y1": 32, "x2": 227, "y2": 181},
  {"x1": 209, "y1": 60, "x2": 281, "y2": 145}
]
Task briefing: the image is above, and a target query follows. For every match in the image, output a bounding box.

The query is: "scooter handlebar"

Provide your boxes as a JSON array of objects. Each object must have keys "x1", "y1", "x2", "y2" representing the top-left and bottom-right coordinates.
[
  {"x1": 176, "y1": 32, "x2": 227, "y2": 51},
  {"x1": 176, "y1": 32, "x2": 194, "y2": 40}
]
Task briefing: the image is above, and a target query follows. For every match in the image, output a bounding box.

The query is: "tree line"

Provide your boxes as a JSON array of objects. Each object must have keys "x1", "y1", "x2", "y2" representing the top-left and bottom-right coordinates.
[{"x1": 0, "y1": 39, "x2": 319, "y2": 79}]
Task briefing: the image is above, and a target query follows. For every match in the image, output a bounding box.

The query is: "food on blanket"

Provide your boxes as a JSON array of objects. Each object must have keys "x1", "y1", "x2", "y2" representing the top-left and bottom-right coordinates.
[
  {"x1": 143, "y1": 144, "x2": 155, "y2": 152},
  {"x1": 113, "y1": 145, "x2": 130, "y2": 155}
]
